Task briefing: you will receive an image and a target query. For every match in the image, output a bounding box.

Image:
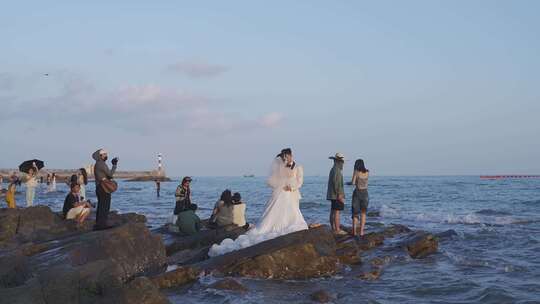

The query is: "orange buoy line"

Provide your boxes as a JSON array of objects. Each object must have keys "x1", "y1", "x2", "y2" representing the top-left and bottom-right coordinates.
[{"x1": 480, "y1": 175, "x2": 540, "y2": 179}]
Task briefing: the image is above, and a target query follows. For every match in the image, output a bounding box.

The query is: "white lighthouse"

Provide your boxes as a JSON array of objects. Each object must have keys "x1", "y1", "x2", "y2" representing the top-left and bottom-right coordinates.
[{"x1": 157, "y1": 153, "x2": 163, "y2": 176}]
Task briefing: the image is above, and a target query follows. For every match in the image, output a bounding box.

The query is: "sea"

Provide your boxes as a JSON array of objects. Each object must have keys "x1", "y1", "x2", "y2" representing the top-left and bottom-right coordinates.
[{"x1": 7, "y1": 176, "x2": 540, "y2": 303}]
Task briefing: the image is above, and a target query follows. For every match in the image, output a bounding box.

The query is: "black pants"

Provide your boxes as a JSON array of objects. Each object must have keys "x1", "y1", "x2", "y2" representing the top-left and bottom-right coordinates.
[{"x1": 95, "y1": 185, "x2": 111, "y2": 228}]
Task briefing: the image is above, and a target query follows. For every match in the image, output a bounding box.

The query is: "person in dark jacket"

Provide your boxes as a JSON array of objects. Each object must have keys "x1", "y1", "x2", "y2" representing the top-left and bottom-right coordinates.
[
  {"x1": 176, "y1": 203, "x2": 201, "y2": 235},
  {"x1": 174, "y1": 176, "x2": 192, "y2": 214},
  {"x1": 63, "y1": 183, "x2": 92, "y2": 225},
  {"x1": 92, "y1": 149, "x2": 118, "y2": 230}
]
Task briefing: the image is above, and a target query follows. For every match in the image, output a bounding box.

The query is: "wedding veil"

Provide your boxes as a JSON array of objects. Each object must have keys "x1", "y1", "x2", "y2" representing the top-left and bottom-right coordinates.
[{"x1": 267, "y1": 157, "x2": 287, "y2": 190}]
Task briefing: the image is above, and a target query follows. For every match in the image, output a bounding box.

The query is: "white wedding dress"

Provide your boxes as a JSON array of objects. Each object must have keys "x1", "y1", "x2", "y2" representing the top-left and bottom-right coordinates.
[{"x1": 208, "y1": 158, "x2": 308, "y2": 257}]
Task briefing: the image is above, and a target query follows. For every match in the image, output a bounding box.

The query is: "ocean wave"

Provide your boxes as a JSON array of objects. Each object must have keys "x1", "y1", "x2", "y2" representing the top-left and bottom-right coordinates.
[
  {"x1": 520, "y1": 199, "x2": 540, "y2": 205},
  {"x1": 378, "y1": 205, "x2": 537, "y2": 226},
  {"x1": 475, "y1": 209, "x2": 512, "y2": 216}
]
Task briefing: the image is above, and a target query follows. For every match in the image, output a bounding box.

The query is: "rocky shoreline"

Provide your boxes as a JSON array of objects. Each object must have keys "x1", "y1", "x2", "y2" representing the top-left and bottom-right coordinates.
[
  {"x1": 0, "y1": 206, "x2": 445, "y2": 304},
  {"x1": 0, "y1": 169, "x2": 172, "y2": 182}
]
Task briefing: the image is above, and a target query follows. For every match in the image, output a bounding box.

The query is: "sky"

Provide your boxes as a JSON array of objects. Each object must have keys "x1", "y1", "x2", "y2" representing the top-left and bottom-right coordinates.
[{"x1": 1, "y1": 1, "x2": 539, "y2": 176}]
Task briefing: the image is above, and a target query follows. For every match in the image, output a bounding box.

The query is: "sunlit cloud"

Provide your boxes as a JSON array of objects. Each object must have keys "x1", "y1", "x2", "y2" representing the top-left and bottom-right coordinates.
[{"x1": 0, "y1": 72, "x2": 281, "y2": 136}]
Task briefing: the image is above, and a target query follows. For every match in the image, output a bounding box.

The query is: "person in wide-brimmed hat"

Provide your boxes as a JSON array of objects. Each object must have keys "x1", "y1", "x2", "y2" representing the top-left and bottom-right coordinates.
[
  {"x1": 327, "y1": 152, "x2": 347, "y2": 235},
  {"x1": 92, "y1": 148, "x2": 119, "y2": 230}
]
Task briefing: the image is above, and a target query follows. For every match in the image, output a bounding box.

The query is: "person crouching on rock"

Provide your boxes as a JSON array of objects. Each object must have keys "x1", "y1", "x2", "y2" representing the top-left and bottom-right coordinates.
[
  {"x1": 176, "y1": 202, "x2": 202, "y2": 236},
  {"x1": 63, "y1": 183, "x2": 92, "y2": 226},
  {"x1": 92, "y1": 149, "x2": 118, "y2": 230},
  {"x1": 174, "y1": 176, "x2": 192, "y2": 214}
]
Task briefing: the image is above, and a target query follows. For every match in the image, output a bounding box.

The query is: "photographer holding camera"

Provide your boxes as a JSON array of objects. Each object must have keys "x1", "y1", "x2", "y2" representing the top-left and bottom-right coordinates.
[{"x1": 92, "y1": 149, "x2": 118, "y2": 230}]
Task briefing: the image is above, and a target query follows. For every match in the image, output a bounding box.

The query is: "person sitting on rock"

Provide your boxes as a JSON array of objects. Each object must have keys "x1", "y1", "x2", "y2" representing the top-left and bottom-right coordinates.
[
  {"x1": 174, "y1": 176, "x2": 192, "y2": 215},
  {"x1": 210, "y1": 189, "x2": 234, "y2": 227},
  {"x1": 231, "y1": 192, "x2": 247, "y2": 228},
  {"x1": 176, "y1": 203, "x2": 202, "y2": 235},
  {"x1": 63, "y1": 183, "x2": 92, "y2": 226},
  {"x1": 210, "y1": 190, "x2": 248, "y2": 229}
]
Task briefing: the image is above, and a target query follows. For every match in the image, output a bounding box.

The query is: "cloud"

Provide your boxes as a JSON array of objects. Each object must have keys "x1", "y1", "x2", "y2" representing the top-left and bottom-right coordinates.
[
  {"x1": 258, "y1": 112, "x2": 284, "y2": 128},
  {"x1": 166, "y1": 61, "x2": 229, "y2": 78},
  {"x1": 0, "y1": 72, "x2": 282, "y2": 136}
]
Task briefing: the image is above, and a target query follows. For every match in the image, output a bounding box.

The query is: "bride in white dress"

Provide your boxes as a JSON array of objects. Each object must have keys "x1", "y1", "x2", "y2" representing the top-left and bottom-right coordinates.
[{"x1": 208, "y1": 148, "x2": 308, "y2": 257}]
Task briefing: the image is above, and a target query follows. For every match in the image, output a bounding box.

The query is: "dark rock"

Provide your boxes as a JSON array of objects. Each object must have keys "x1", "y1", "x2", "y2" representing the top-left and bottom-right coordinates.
[
  {"x1": 208, "y1": 278, "x2": 248, "y2": 292},
  {"x1": 167, "y1": 247, "x2": 209, "y2": 265},
  {"x1": 0, "y1": 251, "x2": 30, "y2": 287},
  {"x1": 356, "y1": 232, "x2": 385, "y2": 250},
  {"x1": 401, "y1": 231, "x2": 438, "y2": 259},
  {"x1": 162, "y1": 224, "x2": 248, "y2": 256},
  {"x1": 151, "y1": 266, "x2": 201, "y2": 289},
  {"x1": 367, "y1": 211, "x2": 380, "y2": 217},
  {"x1": 0, "y1": 206, "x2": 147, "y2": 250},
  {"x1": 224, "y1": 242, "x2": 338, "y2": 279},
  {"x1": 382, "y1": 224, "x2": 411, "y2": 237},
  {"x1": 114, "y1": 277, "x2": 171, "y2": 304},
  {"x1": 435, "y1": 229, "x2": 458, "y2": 240},
  {"x1": 310, "y1": 289, "x2": 334, "y2": 303},
  {"x1": 370, "y1": 256, "x2": 392, "y2": 267},
  {"x1": 357, "y1": 269, "x2": 382, "y2": 281},
  {"x1": 200, "y1": 226, "x2": 339, "y2": 280},
  {"x1": 335, "y1": 240, "x2": 362, "y2": 265},
  {"x1": 0, "y1": 222, "x2": 167, "y2": 303},
  {"x1": 0, "y1": 208, "x2": 19, "y2": 244}
]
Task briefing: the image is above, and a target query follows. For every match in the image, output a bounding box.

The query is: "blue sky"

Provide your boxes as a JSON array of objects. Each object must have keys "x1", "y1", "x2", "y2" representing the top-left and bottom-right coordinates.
[{"x1": 1, "y1": 1, "x2": 539, "y2": 176}]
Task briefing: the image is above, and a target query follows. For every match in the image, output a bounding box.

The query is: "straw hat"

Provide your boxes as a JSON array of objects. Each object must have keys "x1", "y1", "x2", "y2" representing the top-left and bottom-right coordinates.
[{"x1": 329, "y1": 152, "x2": 346, "y2": 161}]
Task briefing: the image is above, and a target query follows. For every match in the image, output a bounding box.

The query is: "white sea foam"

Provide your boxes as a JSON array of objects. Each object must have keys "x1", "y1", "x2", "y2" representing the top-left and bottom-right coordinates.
[{"x1": 379, "y1": 204, "x2": 529, "y2": 226}]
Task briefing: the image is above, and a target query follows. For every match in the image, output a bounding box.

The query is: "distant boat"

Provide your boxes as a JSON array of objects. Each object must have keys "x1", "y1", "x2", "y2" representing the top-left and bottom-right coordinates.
[{"x1": 243, "y1": 174, "x2": 255, "y2": 178}]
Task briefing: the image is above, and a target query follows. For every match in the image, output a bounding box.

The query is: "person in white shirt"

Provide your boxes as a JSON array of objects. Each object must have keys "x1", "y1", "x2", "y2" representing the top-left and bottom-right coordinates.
[{"x1": 25, "y1": 163, "x2": 39, "y2": 206}]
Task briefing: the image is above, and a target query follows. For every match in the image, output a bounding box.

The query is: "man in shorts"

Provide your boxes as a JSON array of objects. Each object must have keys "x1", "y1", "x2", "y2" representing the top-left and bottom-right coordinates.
[{"x1": 327, "y1": 152, "x2": 347, "y2": 235}]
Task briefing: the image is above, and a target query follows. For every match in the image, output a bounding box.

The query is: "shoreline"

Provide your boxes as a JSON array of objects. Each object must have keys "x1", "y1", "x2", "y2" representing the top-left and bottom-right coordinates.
[{"x1": 0, "y1": 168, "x2": 172, "y2": 182}]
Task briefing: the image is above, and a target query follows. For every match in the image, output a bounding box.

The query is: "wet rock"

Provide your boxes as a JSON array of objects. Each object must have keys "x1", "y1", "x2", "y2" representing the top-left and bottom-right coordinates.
[
  {"x1": 163, "y1": 224, "x2": 248, "y2": 256},
  {"x1": 382, "y1": 224, "x2": 411, "y2": 237},
  {"x1": 370, "y1": 256, "x2": 393, "y2": 267},
  {"x1": 0, "y1": 208, "x2": 19, "y2": 244},
  {"x1": 356, "y1": 233, "x2": 385, "y2": 250},
  {"x1": 435, "y1": 229, "x2": 458, "y2": 240},
  {"x1": 367, "y1": 211, "x2": 380, "y2": 217},
  {"x1": 0, "y1": 222, "x2": 167, "y2": 303},
  {"x1": 0, "y1": 251, "x2": 30, "y2": 287},
  {"x1": 336, "y1": 241, "x2": 362, "y2": 265},
  {"x1": 200, "y1": 226, "x2": 339, "y2": 280},
  {"x1": 357, "y1": 268, "x2": 382, "y2": 281},
  {"x1": 310, "y1": 289, "x2": 334, "y2": 303},
  {"x1": 0, "y1": 206, "x2": 69, "y2": 247},
  {"x1": 226, "y1": 243, "x2": 338, "y2": 279},
  {"x1": 151, "y1": 266, "x2": 201, "y2": 289},
  {"x1": 208, "y1": 278, "x2": 248, "y2": 292},
  {"x1": 0, "y1": 206, "x2": 147, "y2": 250},
  {"x1": 114, "y1": 277, "x2": 171, "y2": 304},
  {"x1": 167, "y1": 247, "x2": 209, "y2": 265},
  {"x1": 402, "y1": 231, "x2": 438, "y2": 258}
]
